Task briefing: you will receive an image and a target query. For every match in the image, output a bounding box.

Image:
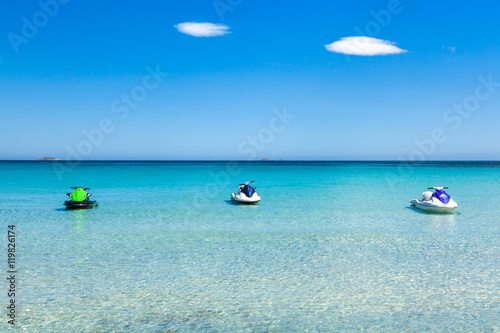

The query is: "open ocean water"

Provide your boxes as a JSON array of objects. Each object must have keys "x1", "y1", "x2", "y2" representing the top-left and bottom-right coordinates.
[{"x1": 1, "y1": 161, "x2": 499, "y2": 332}]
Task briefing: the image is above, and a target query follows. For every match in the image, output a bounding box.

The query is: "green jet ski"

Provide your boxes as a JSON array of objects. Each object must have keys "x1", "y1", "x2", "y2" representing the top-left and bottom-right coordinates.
[{"x1": 64, "y1": 187, "x2": 98, "y2": 209}]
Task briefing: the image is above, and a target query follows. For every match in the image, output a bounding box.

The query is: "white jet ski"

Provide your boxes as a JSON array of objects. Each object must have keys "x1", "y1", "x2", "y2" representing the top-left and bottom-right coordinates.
[
  {"x1": 410, "y1": 187, "x2": 457, "y2": 213},
  {"x1": 231, "y1": 181, "x2": 261, "y2": 204}
]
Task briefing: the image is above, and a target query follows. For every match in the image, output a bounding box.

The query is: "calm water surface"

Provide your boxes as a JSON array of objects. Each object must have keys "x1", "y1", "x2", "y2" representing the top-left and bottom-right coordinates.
[{"x1": 1, "y1": 161, "x2": 499, "y2": 332}]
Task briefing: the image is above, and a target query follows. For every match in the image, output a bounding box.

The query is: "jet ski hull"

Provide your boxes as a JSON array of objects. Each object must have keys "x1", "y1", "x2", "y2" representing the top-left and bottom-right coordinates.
[
  {"x1": 64, "y1": 200, "x2": 98, "y2": 209},
  {"x1": 231, "y1": 193, "x2": 261, "y2": 204},
  {"x1": 410, "y1": 199, "x2": 456, "y2": 213}
]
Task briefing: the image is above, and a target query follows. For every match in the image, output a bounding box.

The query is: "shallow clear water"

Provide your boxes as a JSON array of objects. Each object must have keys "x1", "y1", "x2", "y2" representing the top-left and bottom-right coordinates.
[{"x1": 1, "y1": 161, "x2": 499, "y2": 332}]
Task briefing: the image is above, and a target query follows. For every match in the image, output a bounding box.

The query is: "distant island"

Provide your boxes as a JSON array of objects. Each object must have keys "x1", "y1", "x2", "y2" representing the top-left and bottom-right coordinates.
[{"x1": 35, "y1": 157, "x2": 65, "y2": 161}]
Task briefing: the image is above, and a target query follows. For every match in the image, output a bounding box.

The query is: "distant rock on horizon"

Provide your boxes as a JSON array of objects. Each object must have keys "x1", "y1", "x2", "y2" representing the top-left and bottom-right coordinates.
[{"x1": 35, "y1": 157, "x2": 65, "y2": 161}]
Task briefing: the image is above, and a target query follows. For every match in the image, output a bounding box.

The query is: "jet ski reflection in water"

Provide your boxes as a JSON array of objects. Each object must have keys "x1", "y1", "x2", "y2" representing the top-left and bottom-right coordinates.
[
  {"x1": 231, "y1": 181, "x2": 261, "y2": 204},
  {"x1": 64, "y1": 187, "x2": 98, "y2": 209},
  {"x1": 410, "y1": 187, "x2": 457, "y2": 213}
]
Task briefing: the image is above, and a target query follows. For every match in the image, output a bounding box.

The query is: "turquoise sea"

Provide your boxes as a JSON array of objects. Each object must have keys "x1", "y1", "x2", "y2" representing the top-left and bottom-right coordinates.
[{"x1": 1, "y1": 161, "x2": 499, "y2": 332}]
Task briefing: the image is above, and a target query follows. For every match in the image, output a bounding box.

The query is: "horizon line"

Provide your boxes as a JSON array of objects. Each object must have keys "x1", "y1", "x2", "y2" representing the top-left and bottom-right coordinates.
[{"x1": 2, "y1": 159, "x2": 500, "y2": 162}]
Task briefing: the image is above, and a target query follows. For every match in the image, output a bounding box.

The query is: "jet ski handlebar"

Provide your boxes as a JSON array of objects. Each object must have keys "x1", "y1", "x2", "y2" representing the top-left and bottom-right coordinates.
[
  {"x1": 70, "y1": 187, "x2": 90, "y2": 190},
  {"x1": 427, "y1": 187, "x2": 448, "y2": 190}
]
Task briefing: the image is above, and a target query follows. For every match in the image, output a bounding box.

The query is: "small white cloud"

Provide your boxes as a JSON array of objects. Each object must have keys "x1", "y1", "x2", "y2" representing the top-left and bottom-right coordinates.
[
  {"x1": 325, "y1": 36, "x2": 407, "y2": 56},
  {"x1": 174, "y1": 22, "x2": 230, "y2": 37}
]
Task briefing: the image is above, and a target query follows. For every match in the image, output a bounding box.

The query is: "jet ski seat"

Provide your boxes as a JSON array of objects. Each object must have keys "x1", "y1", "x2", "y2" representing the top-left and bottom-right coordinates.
[{"x1": 422, "y1": 191, "x2": 433, "y2": 201}]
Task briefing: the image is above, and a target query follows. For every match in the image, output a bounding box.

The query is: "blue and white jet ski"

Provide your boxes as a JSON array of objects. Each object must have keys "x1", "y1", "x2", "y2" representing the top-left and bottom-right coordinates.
[
  {"x1": 231, "y1": 181, "x2": 261, "y2": 204},
  {"x1": 410, "y1": 187, "x2": 457, "y2": 213}
]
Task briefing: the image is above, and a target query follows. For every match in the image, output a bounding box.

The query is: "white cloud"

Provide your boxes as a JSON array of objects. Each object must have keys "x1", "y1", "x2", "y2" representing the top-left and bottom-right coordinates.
[
  {"x1": 325, "y1": 37, "x2": 407, "y2": 56},
  {"x1": 174, "y1": 22, "x2": 230, "y2": 37}
]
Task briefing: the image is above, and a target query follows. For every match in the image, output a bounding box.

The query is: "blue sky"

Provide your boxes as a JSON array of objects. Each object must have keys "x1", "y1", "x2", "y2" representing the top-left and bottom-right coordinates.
[{"x1": 1, "y1": 0, "x2": 499, "y2": 160}]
